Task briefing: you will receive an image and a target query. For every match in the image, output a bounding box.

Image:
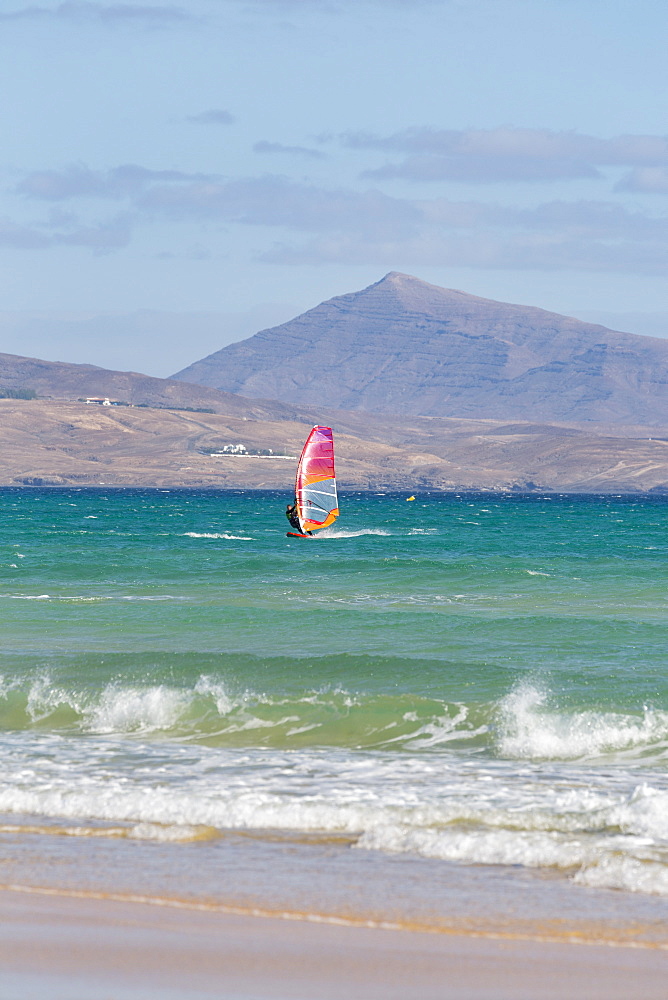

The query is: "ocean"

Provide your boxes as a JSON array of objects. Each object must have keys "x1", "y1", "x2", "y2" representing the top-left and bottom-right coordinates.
[{"x1": 1, "y1": 487, "x2": 667, "y2": 941}]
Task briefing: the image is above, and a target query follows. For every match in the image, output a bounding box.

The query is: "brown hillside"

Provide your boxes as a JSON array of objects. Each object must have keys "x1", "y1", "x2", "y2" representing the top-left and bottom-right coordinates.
[
  {"x1": 0, "y1": 351, "x2": 300, "y2": 422},
  {"x1": 2, "y1": 399, "x2": 667, "y2": 493}
]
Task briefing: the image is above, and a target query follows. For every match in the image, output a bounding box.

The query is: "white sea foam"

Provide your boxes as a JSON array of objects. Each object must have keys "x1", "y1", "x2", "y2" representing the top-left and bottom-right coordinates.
[
  {"x1": 182, "y1": 532, "x2": 253, "y2": 540},
  {"x1": 7, "y1": 593, "x2": 183, "y2": 603},
  {"x1": 402, "y1": 705, "x2": 487, "y2": 750},
  {"x1": 26, "y1": 676, "x2": 82, "y2": 722},
  {"x1": 607, "y1": 784, "x2": 668, "y2": 839},
  {"x1": 127, "y1": 822, "x2": 218, "y2": 842},
  {"x1": 2, "y1": 769, "x2": 665, "y2": 898},
  {"x1": 0, "y1": 674, "x2": 248, "y2": 736},
  {"x1": 194, "y1": 676, "x2": 234, "y2": 715},
  {"x1": 85, "y1": 685, "x2": 191, "y2": 733},
  {"x1": 575, "y1": 853, "x2": 668, "y2": 894},
  {"x1": 359, "y1": 818, "x2": 668, "y2": 895},
  {"x1": 356, "y1": 825, "x2": 589, "y2": 869},
  {"x1": 1, "y1": 736, "x2": 667, "y2": 894},
  {"x1": 497, "y1": 683, "x2": 668, "y2": 761},
  {"x1": 316, "y1": 529, "x2": 390, "y2": 538},
  {"x1": 119, "y1": 595, "x2": 183, "y2": 602},
  {"x1": 2, "y1": 674, "x2": 668, "y2": 898}
]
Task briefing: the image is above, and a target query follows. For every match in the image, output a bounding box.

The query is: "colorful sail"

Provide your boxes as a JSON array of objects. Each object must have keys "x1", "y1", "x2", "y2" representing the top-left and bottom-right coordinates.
[{"x1": 295, "y1": 426, "x2": 339, "y2": 533}]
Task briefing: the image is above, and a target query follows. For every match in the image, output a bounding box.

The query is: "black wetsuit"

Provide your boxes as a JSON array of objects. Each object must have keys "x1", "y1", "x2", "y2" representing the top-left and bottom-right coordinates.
[
  {"x1": 286, "y1": 505, "x2": 301, "y2": 531},
  {"x1": 286, "y1": 505, "x2": 313, "y2": 534}
]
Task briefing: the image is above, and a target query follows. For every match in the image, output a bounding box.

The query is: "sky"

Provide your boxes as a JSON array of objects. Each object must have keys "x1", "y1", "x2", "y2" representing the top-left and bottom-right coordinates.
[{"x1": 1, "y1": 0, "x2": 667, "y2": 377}]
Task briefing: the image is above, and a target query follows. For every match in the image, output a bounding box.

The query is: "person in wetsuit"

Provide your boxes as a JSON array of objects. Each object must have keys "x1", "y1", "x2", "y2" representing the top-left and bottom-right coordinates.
[
  {"x1": 286, "y1": 502, "x2": 301, "y2": 531},
  {"x1": 286, "y1": 502, "x2": 312, "y2": 534}
]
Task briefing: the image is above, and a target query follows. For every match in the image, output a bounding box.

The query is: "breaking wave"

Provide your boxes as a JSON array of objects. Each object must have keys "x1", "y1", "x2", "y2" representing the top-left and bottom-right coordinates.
[
  {"x1": 0, "y1": 674, "x2": 667, "y2": 764},
  {"x1": 0, "y1": 728, "x2": 667, "y2": 897},
  {"x1": 0, "y1": 672, "x2": 486, "y2": 749},
  {"x1": 497, "y1": 682, "x2": 668, "y2": 763},
  {"x1": 355, "y1": 782, "x2": 668, "y2": 896},
  {"x1": 0, "y1": 672, "x2": 667, "y2": 896}
]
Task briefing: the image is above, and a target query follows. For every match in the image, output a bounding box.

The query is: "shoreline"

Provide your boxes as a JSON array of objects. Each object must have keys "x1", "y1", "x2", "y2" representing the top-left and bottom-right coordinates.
[
  {"x1": 1, "y1": 886, "x2": 667, "y2": 1000},
  {"x1": 1, "y1": 483, "x2": 668, "y2": 495},
  {"x1": 2, "y1": 881, "x2": 668, "y2": 951},
  {"x1": 2, "y1": 820, "x2": 667, "y2": 953}
]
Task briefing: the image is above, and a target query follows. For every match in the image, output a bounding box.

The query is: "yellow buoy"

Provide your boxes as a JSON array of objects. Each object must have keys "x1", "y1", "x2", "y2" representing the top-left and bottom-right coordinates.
[{"x1": 406, "y1": 496, "x2": 416, "y2": 501}]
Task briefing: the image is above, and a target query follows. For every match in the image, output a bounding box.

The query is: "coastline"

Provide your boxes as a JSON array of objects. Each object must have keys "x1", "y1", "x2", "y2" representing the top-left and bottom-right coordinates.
[
  {"x1": 2, "y1": 398, "x2": 668, "y2": 493},
  {"x1": 1, "y1": 483, "x2": 668, "y2": 496},
  {"x1": 3, "y1": 879, "x2": 668, "y2": 950},
  {"x1": 2, "y1": 821, "x2": 667, "y2": 951},
  {"x1": 1, "y1": 887, "x2": 667, "y2": 1000}
]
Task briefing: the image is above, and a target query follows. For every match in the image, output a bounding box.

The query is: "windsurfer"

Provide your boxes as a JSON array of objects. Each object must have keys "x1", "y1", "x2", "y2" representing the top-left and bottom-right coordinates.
[
  {"x1": 286, "y1": 502, "x2": 301, "y2": 531},
  {"x1": 286, "y1": 502, "x2": 312, "y2": 535},
  {"x1": 287, "y1": 427, "x2": 338, "y2": 538}
]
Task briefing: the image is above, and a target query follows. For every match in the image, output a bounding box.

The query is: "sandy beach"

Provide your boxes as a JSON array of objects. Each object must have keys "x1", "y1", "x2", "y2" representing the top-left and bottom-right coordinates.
[{"x1": 0, "y1": 887, "x2": 667, "y2": 1000}]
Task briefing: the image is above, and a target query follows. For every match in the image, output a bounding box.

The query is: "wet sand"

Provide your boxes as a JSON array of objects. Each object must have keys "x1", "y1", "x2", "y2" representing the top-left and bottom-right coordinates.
[
  {"x1": 1, "y1": 887, "x2": 667, "y2": 1000},
  {"x1": 2, "y1": 822, "x2": 668, "y2": 946},
  {"x1": 1, "y1": 823, "x2": 668, "y2": 998}
]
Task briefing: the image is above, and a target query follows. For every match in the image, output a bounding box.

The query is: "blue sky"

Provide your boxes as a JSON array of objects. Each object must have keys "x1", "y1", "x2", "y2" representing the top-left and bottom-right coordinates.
[{"x1": 1, "y1": 0, "x2": 667, "y2": 376}]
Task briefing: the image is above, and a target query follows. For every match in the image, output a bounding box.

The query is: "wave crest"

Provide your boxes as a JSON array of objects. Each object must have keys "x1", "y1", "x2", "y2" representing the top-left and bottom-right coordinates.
[
  {"x1": 0, "y1": 673, "x2": 485, "y2": 749},
  {"x1": 3, "y1": 674, "x2": 668, "y2": 765},
  {"x1": 497, "y1": 683, "x2": 668, "y2": 762}
]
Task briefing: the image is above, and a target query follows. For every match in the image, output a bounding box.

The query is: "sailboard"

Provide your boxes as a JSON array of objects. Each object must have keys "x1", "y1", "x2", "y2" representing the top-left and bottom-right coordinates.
[{"x1": 289, "y1": 425, "x2": 339, "y2": 537}]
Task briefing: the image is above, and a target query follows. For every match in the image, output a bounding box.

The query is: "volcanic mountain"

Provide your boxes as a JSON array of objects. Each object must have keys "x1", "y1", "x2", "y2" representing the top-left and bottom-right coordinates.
[{"x1": 172, "y1": 273, "x2": 668, "y2": 425}]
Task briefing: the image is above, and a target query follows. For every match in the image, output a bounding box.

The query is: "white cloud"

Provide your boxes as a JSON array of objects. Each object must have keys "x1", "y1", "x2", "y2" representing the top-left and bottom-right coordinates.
[
  {"x1": 138, "y1": 175, "x2": 421, "y2": 239},
  {"x1": 0, "y1": 218, "x2": 52, "y2": 249},
  {"x1": 342, "y1": 127, "x2": 668, "y2": 184},
  {"x1": 343, "y1": 127, "x2": 668, "y2": 165},
  {"x1": 57, "y1": 214, "x2": 133, "y2": 251},
  {"x1": 0, "y1": 212, "x2": 131, "y2": 252},
  {"x1": 253, "y1": 140, "x2": 326, "y2": 159},
  {"x1": 9, "y1": 161, "x2": 668, "y2": 274},
  {"x1": 0, "y1": 2, "x2": 190, "y2": 23},
  {"x1": 135, "y1": 173, "x2": 666, "y2": 274},
  {"x1": 233, "y1": 0, "x2": 441, "y2": 6},
  {"x1": 363, "y1": 154, "x2": 599, "y2": 184},
  {"x1": 18, "y1": 164, "x2": 212, "y2": 200},
  {"x1": 616, "y1": 167, "x2": 668, "y2": 194}
]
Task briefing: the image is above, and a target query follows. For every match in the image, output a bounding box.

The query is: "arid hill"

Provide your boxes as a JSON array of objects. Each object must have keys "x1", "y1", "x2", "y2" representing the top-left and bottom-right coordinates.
[
  {"x1": 173, "y1": 273, "x2": 668, "y2": 425},
  {"x1": 2, "y1": 398, "x2": 667, "y2": 493},
  {"x1": 0, "y1": 351, "x2": 301, "y2": 422}
]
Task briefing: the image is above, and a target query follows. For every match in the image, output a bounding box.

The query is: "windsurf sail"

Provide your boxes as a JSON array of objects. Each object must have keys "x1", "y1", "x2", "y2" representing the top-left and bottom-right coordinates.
[{"x1": 294, "y1": 426, "x2": 339, "y2": 533}]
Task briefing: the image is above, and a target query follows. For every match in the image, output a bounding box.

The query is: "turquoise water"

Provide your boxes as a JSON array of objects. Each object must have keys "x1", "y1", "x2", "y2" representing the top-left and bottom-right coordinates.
[{"x1": 1, "y1": 488, "x2": 668, "y2": 899}]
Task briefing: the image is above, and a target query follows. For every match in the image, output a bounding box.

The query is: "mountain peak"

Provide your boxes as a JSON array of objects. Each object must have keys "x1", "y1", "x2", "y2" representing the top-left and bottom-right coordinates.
[
  {"x1": 377, "y1": 271, "x2": 418, "y2": 284},
  {"x1": 356, "y1": 271, "x2": 486, "y2": 315},
  {"x1": 172, "y1": 275, "x2": 668, "y2": 425},
  {"x1": 369, "y1": 270, "x2": 451, "y2": 296}
]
